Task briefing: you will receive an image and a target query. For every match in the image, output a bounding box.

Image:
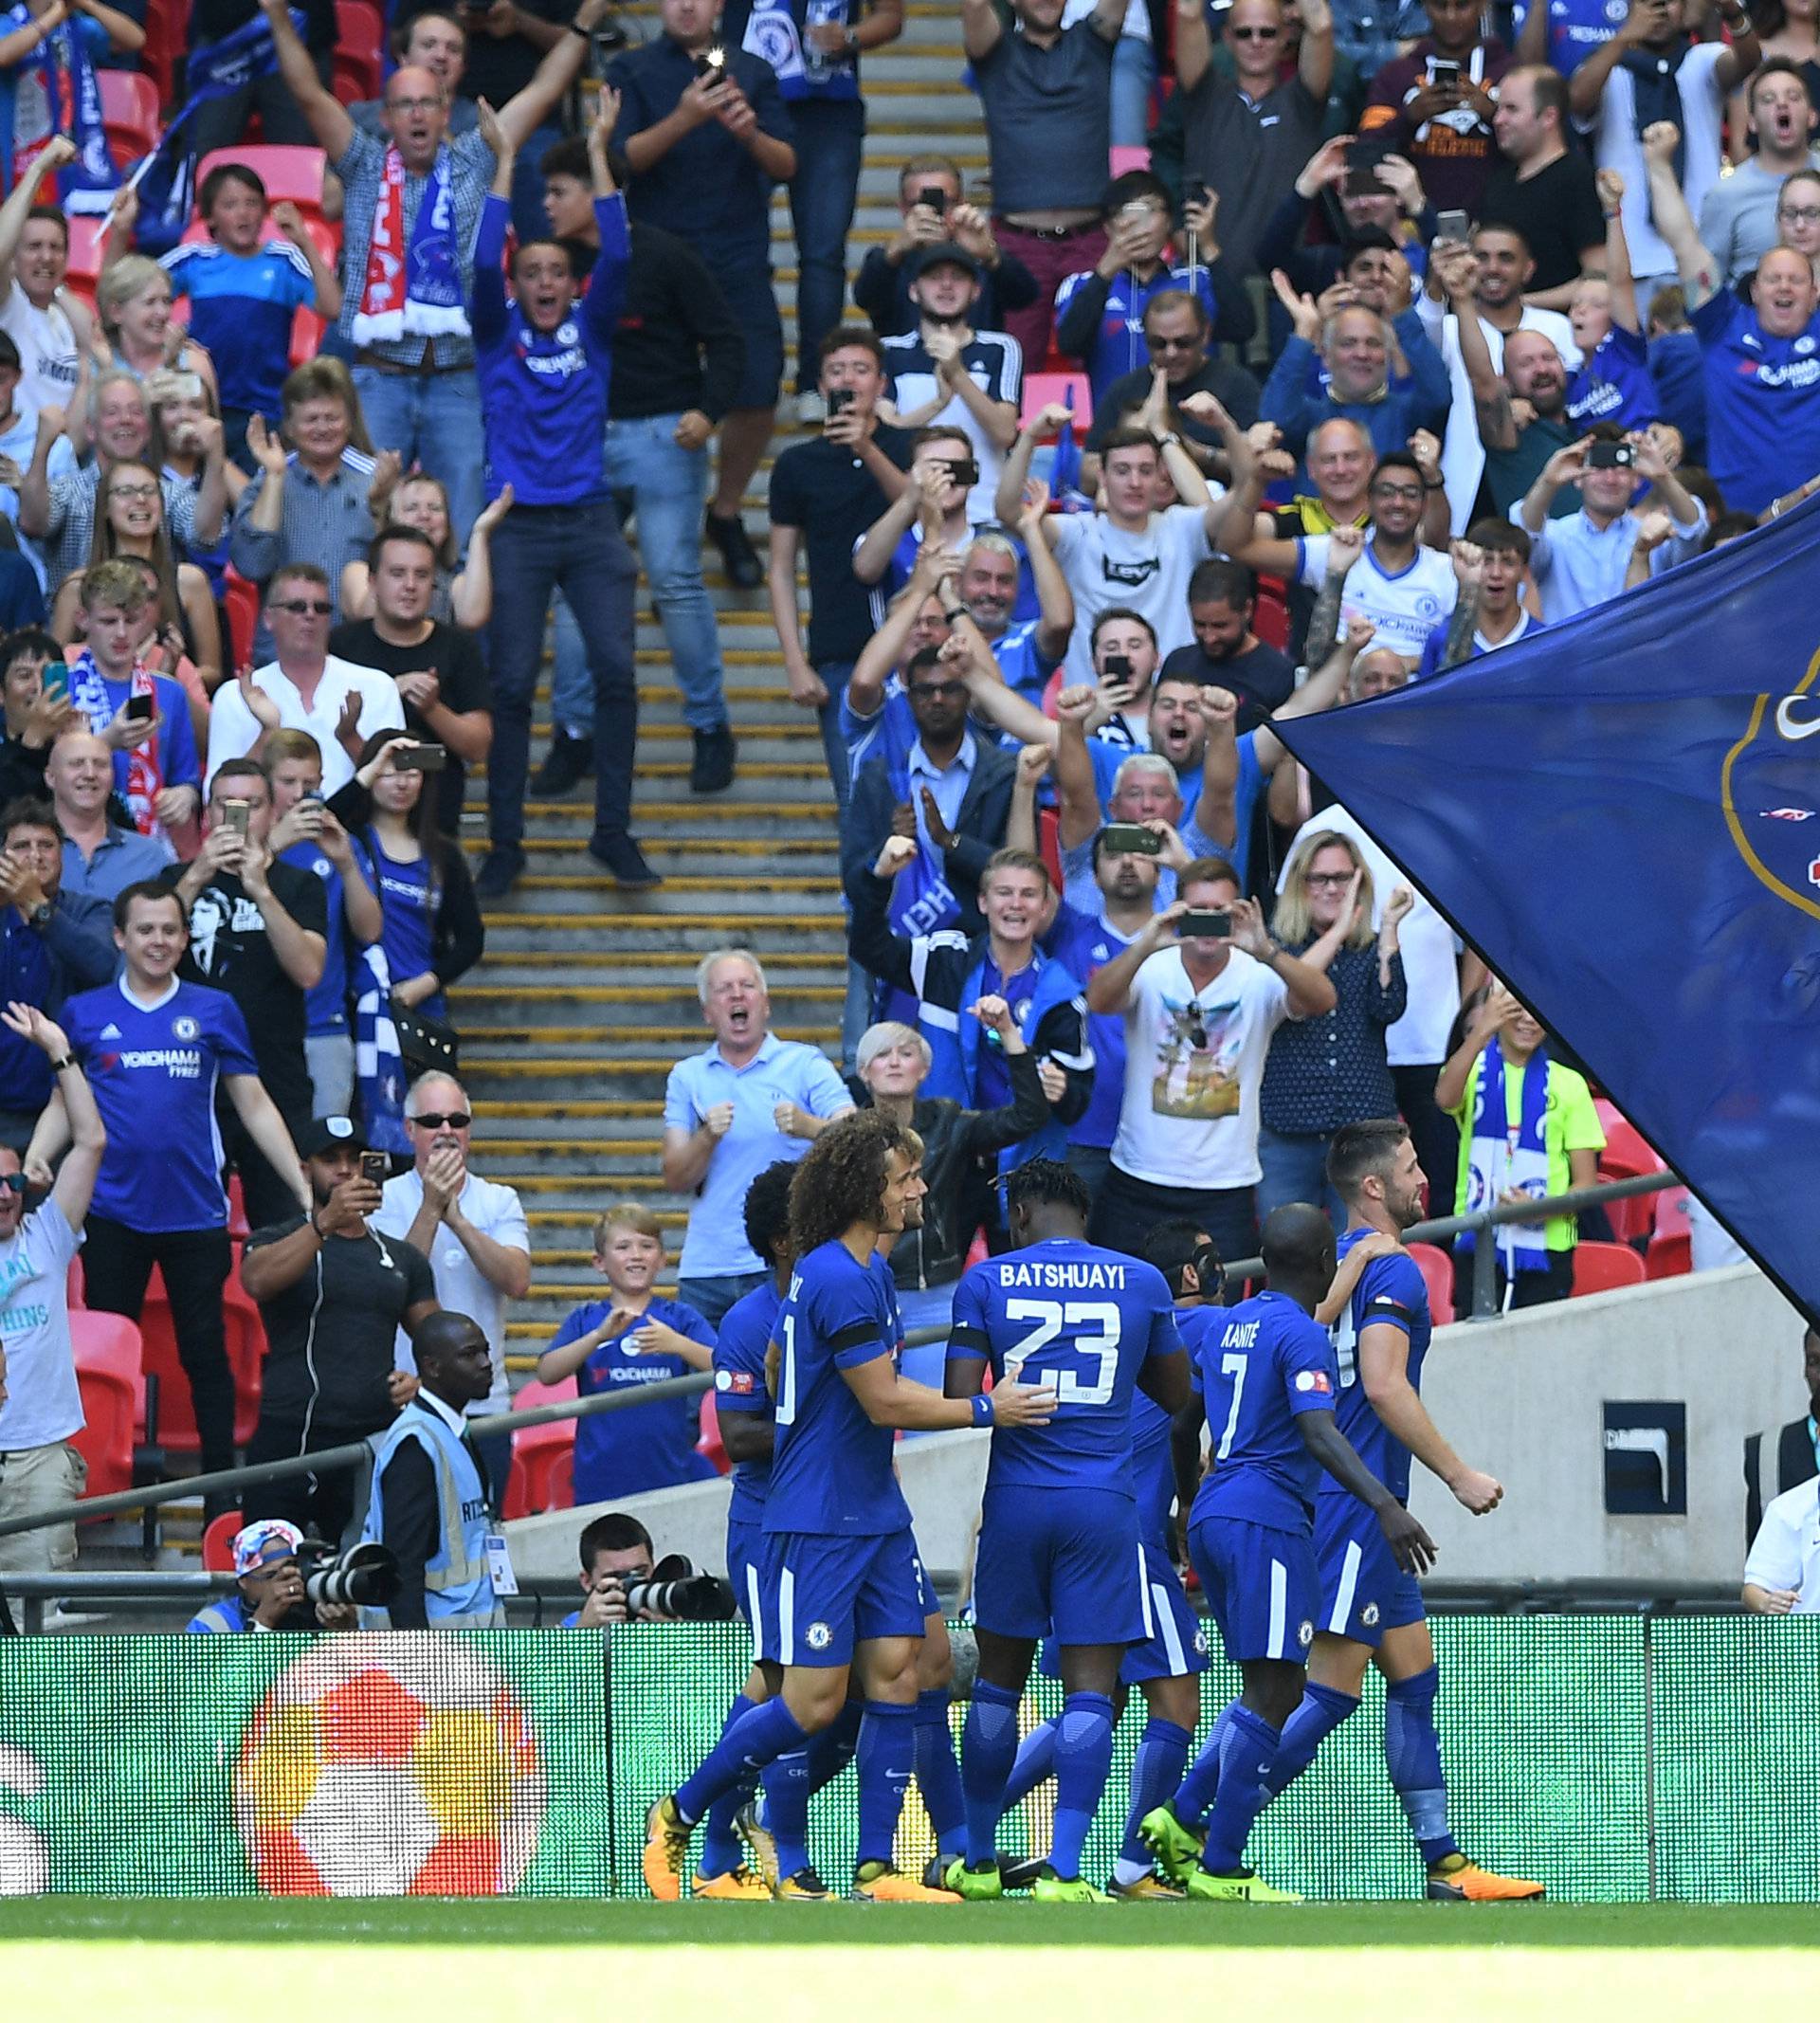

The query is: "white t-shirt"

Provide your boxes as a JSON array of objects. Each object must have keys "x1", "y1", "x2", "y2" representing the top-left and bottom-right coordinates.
[
  {"x1": 1414, "y1": 295, "x2": 1579, "y2": 535},
  {"x1": 1275, "y1": 801, "x2": 1462, "y2": 1067},
  {"x1": 373, "y1": 1170, "x2": 531, "y2": 1418},
  {"x1": 1111, "y1": 944, "x2": 1290, "y2": 1189},
  {"x1": 0, "y1": 279, "x2": 79, "y2": 417},
  {"x1": 0, "y1": 1199, "x2": 84, "y2": 1451},
  {"x1": 1296, "y1": 535, "x2": 1458, "y2": 663},
  {"x1": 1051, "y1": 501, "x2": 1216, "y2": 684},
  {"x1": 205, "y1": 655, "x2": 406, "y2": 797},
  {"x1": 1592, "y1": 44, "x2": 1728, "y2": 284},
  {"x1": 1743, "y1": 1476, "x2": 1820, "y2": 1612}
]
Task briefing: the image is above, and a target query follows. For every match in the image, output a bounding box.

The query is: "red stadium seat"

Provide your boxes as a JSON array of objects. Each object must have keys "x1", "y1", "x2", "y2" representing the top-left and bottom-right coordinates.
[
  {"x1": 1571, "y1": 1241, "x2": 1647, "y2": 1298},
  {"x1": 1406, "y1": 1241, "x2": 1454, "y2": 1325},
  {"x1": 222, "y1": 571, "x2": 261, "y2": 675},
  {"x1": 333, "y1": 0, "x2": 385, "y2": 104},
  {"x1": 100, "y1": 70, "x2": 160, "y2": 167},
  {"x1": 696, "y1": 1390, "x2": 729, "y2": 1475},
  {"x1": 227, "y1": 1171, "x2": 250, "y2": 1243},
  {"x1": 1020, "y1": 371, "x2": 1093, "y2": 432},
  {"x1": 1593, "y1": 1103, "x2": 1663, "y2": 1180},
  {"x1": 62, "y1": 217, "x2": 106, "y2": 310},
  {"x1": 1253, "y1": 576, "x2": 1290, "y2": 651},
  {"x1": 503, "y1": 1376, "x2": 576, "y2": 1519},
  {"x1": 69, "y1": 1310, "x2": 142, "y2": 1502},
  {"x1": 133, "y1": 1256, "x2": 265, "y2": 1451},
  {"x1": 201, "y1": 1509, "x2": 242, "y2": 1571},
  {"x1": 1646, "y1": 1230, "x2": 1692, "y2": 1280}
]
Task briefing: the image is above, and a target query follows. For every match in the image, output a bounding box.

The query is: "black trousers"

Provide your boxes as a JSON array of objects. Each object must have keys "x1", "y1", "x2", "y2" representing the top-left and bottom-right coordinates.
[
  {"x1": 244, "y1": 1419, "x2": 369, "y2": 1549},
  {"x1": 82, "y1": 1218, "x2": 235, "y2": 1478},
  {"x1": 220, "y1": 1101, "x2": 305, "y2": 1233},
  {"x1": 1088, "y1": 1163, "x2": 1258, "y2": 1294},
  {"x1": 1392, "y1": 1061, "x2": 1460, "y2": 1221}
]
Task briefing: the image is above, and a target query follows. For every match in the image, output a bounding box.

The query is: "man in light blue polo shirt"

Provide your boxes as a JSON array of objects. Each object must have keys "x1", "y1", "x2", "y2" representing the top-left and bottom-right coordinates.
[{"x1": 661, "y1": 949, "x2": 854, "y2": 1325}]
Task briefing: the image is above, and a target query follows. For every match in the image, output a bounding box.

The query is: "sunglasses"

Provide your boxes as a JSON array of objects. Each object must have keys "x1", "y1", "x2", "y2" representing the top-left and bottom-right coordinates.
[
  {"x1": 0, "y1": 1172, "x2": 26, "y2": 1194},
  {"x1": 1145, "y1": 333, "x2": 1201, "y2": 352},
  {"x1": 271, "y1": 598, "x2": 333, "y2": 616},
  {"x1": 909, "y1": 681, "x2": 966, "y2": 700},
  {"x1": 1230, "y1": 24, "x2": 1280, "y2": 37},
  {"x1": 409, "y1": 1111, "x2": 471, "y2": 1130}
]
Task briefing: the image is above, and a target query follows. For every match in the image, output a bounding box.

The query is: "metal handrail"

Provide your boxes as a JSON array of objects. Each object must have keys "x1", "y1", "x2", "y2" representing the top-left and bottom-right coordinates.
[{"x1": 0, "y1": 1168, "x2": 1683, "y2": 1544}]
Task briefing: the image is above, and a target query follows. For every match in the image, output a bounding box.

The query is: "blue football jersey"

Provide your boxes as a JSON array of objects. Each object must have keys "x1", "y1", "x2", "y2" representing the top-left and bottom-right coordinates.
[
  {"x1": 764, "y1": 1239, "x2": 911, "y2": 1538},
  {"x1": 948, "y1": 1237, "x2": 1184, "y2": 1499},
  {"x1": 1323, "y1": 1230, "x2": 1431, "y2": 1504},
  {"x1": 714, "y1": 1278, "x2": 780, "y2": 1524},
  {"x1": 1190, "y1": 1290, "x2": 1338, "y2": 1534}
]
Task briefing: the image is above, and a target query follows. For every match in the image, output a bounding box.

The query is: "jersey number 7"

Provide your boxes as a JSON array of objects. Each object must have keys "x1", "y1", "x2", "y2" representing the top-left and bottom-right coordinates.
[{"x1": 1003, "y1": 1299, "x2": 1122, "y2": 1406}]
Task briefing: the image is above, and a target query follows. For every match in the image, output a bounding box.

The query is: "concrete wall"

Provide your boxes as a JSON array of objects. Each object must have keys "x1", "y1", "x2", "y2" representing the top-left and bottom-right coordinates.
[{"x1": 504, "y1": 1264, "x2": 1811, "y2": 1592}]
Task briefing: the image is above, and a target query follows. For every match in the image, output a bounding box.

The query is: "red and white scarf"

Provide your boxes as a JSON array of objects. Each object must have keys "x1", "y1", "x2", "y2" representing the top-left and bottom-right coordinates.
[
  {"x1": 69, "y1": 649, "x2": 166, "y2": 841},
  {"x1": 352, "y1": 143, "x2": 471, "y2": 347}
]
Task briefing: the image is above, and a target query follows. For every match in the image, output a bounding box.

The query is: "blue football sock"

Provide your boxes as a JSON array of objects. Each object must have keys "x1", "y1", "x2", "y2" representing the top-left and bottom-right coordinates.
[
  {"x1": 697, "y1": 1692, "x2": 758, "y2": 1876},
  {"x1": 762, "y1": 1746, "x2": 811, "y2": 1879},
  {"x1": 1263, "y1": 1684, "x2": 1358, "y2": 1799},
  {"x1": 960, "y1": 1678, "x2": 1023, "y2": 1868},
  {"x1": 998, "y1": 1716, "x2": 1058, "y2": 1814},
  {"x1": 855, "y1": 1700, "x2": 918, "y2": 1870},
  {"x1": 1117, "y1": 1717, "x2": 1192, "y2": 1876},
  {"x1": 675, "y1": 1695, "x2": 807, "y2": 1827},
  {"x1": 1050, "y1": 1691, "x2": 1116, "y2": 1883},
  {"x1": 915, "y1": 1689, "x2": 967, "y2": 1863},
  {"x1": 1385, "y1": 1665, "x2": 1458, "y2": 1866},
  {"x1": 1200, "y1": 1703, "x2": 1281, "y2": 1874},
  {"x1": 1171, "y1": 1698, "x2": 1235, "y2": 1831},
  {"x1": 806, "y1": 1699, "x2": 863, "y2": 1796}
]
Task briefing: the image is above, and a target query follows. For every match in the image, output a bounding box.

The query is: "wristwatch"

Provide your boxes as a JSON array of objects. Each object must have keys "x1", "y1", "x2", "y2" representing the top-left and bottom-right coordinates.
[
  {"x1": 1156, "y1": 430, "x2": 1183, "y2": 448},
  {"x1": 47, "y1": 1054, "x2": 75, "y2": 1074},
  {"x1": 27, "y1": 900, "x2": 51, "y2": 929}
]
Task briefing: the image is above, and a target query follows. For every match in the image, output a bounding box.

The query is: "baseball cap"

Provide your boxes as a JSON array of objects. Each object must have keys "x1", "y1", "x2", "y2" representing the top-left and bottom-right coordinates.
[
  {"x1": 232, "y1": 1518, "x2": 303, "y2": 1576},
  {"x1": 911, "y1": 240, "x2": 981, "y2": 282},
  {"x1": 298, "y1": 1115, "x2": 368, "y2": 1160}
]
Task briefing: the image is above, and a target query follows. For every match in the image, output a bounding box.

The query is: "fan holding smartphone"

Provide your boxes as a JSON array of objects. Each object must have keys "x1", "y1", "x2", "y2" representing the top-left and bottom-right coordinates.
[{"x1": 1355, "y1": 0, "x2": 1508, "y2": 220}]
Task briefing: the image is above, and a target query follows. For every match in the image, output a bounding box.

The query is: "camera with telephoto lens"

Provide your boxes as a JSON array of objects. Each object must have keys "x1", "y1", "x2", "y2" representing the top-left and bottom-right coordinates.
[
  {"x1": 618, "y1": 1553, "x2": 737, "y2": 1622},
  {"x1": 295, "y1": 1540, "x2": 400, "y2": 1610}
]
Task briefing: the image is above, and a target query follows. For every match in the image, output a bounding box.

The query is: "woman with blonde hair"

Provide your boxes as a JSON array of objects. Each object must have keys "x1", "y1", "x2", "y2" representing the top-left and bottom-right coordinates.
[
  {"x1": 1258, "y1": 828, "x2": 1413, "y2": 1225},
  {"x1": 94, "y1": 256, "x2": 216, "y2": 395}
]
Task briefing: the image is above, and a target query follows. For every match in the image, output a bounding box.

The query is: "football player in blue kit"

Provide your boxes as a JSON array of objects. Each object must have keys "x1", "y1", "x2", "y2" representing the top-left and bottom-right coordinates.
[
  {"x1": 1256, "y1": 1121, "x2": 1543, "y2": 1902},
  {"x1": 1142, "y1": 1202, "x2": 1435, "y2": 1901},
  {"x1": 941, "y1": 1158, "x2": 1191, "y2": 1904},
  {"x1": 645, "y1": 1112, "x2": 1055, "y2": 1905},
  {"x1": 990, "y1": 1217, "x2": 1225, "y2": 1901}
]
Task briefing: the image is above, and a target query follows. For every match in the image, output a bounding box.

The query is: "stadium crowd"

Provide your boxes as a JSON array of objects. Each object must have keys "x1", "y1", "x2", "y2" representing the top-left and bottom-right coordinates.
[{"x1": 0, "y1": 0, "x2": 1811, "y2": 1904}]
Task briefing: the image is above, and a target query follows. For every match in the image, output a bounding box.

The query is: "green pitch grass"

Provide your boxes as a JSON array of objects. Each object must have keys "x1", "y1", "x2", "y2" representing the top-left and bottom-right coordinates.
[{"x1": 3, "y1": 1900, "x2": 1819, "y2": 2023}]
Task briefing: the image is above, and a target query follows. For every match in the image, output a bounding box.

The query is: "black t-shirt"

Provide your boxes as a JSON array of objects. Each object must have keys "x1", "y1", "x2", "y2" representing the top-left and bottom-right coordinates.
[
  {"x1": 246, "y1": 1217, "x2": 436, "y2": 1437},
  {"x1": 767, "y1": 425, "x2": 914, "y2": 665},
  {"x1": 161, "y1": 862, "x2": 328, "y2": 1126},
  {"x1": 1157, "y1": 638, "x2": 1297, "y2": 732},
  {"x1": 329, "y1": 617, "x2": 491, "y2": 829},
  {"x1": 1478, "y1": 154, "x2": 1607, "y2": 297},
  {"x1": 1085, "y1": 355, "x2": 1262, "y2": 454}
]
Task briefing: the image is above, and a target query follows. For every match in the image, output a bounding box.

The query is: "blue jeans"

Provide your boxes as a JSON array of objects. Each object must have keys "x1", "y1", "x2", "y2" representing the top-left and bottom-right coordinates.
[
  {"x1": 787, "y1": 98, "x2": 865, "y2": 396},
  {"x1": 552, "y1": 415, "x2": 728, "y2": 738},
  {"x1": 486, "y1": 503, "x2": 637, "y2": 850},
  {"x1": 1256, "y1": 1124, "x2": 1346, "y2": 1230},
  {"x1": 351, "y1": 365, "x2": 486, "y2": 547},
  {"x1": 816, "y1": 657, "x2": 855, "y2": 806},
  {"x1": 1109, "y1": 36, "x2": 1157, "y2": 150},
  {"x1": 678, "y1": 1269, "x2": 770, "y2": 1329}
]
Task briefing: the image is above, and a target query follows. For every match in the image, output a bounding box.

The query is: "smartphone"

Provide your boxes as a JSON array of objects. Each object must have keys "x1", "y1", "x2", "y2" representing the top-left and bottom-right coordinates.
[
  {"x1": 1428, "y1": 56, "x2": 1461, "y2": 84},
  {"x1": 1179, "y1": 909, "x2": 1231, "y2": 938},
  {"x1": 220, "y1": 800, "x2": 250, "y2": 838},
  {"x1": 1101, "y1": 822, "x2": 1162, "y2": 857},
  {"x1": 394, "y1": 742, "x2": 447, "y2": 773},
  {"x1": 1102, "y1": 652, "x2": 1134, "y2": 683},
  {"x1": 942, "y1": 457, "x2": 980, "y2": 489},
  {"x1": 1343, "y1": 167, "x2": 1384, "y2": 197},
  {"x1": 166, "y1": 370, "x2": 204, "y2": 402},
  {"x1": 124, "y1": 691, "x2": 155, "y2": 722},
  {"x1": 41, "y1": 660, "x2": 66, "y2": 702},
  {"x1": 1587, "y1": 440, "x2": 1634, "y2": 469},
  {"x1": 1435, "y1": 209, "x2": 1471, "y2": 244},
  {"x1": 360, "y1": 1151, "x2": 389, "y2": 1187},
  {"x1": 1119, "y1": 199, "x2": 1154, "y2": 223},
  {"x1": 693, "y1": 45, "x2": 726, "y2": 78},
  {"x1": 826, "y1": 387, "x2": 855, "y2": 418},
  {"x1": 915, "y1": 184, "x2": 949, "y2": 215}
]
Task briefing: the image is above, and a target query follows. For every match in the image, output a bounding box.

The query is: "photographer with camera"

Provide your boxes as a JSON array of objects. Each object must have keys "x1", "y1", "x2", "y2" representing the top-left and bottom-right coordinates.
[
  {"x1": 184, "y1": 1519, "x2": 358, "y2": 1632},
  {"x1": 240, "y1": 1116, "x2": 438, "y2": 1549},
  {"x1": 362, "y1": 1310, "x2": 506, "y2": 1629},
  {"x1": 560, "y1": 1510, "x2": 737, "y2": 1628}
]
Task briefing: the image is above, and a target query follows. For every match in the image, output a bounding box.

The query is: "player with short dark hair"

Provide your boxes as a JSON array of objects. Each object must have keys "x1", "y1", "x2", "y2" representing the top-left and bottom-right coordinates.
[
  {"x1": 941, "y1": 1157, "x2": 1190, "y2": 1903},
  {"x1": 1252, "y1": 1121, "x2": 1544, "y2": 1902},
  {"x1": 643, "y1": 1111, "x2": 1056, "y2": 1905},
  {"x1": 1142, "y1": 1202, "x2": 1434, "y2": 1901}
]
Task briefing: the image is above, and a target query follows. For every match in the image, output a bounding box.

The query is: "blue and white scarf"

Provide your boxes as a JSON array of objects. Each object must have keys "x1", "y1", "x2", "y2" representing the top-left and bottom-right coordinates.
[
  {"x1": 1459, "y1": 1036, "x2": 1552, "y2": 1285},
  {"x1": 351, "y1": 142, "x2": 469, "y2": 346},
  {"x1": 11, "y1": 9, "x2": 116, "y2": 212},
  {"x1": 355, "y1": 945, "x2": 411, "y2": 1157}
]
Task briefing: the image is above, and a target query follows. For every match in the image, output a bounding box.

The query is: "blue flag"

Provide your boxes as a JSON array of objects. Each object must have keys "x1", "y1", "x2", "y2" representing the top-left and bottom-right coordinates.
[{"x1": 1272, "y1": 497, "x2": 1820, "y2": 1321}]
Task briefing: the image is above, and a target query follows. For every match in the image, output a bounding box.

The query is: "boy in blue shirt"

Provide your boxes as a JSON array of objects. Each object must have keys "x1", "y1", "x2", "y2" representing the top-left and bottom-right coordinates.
[
  {"x1": 537, "y1": 1202, "x2": 717, "y2": 1504},
  {"x1": 644, "y1": 1110, "x2": 1055, "y2": 1905},
  {"x1": 1141, "y1": 1201, "x2": 1433, "y2": 1902},
  {"x1": 942, "y1": 1158, "x2": 1190, "y2": 1903},
  {"x1": 1246, "y1": 1120, "x2": 1543, "y2": 1902}
]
